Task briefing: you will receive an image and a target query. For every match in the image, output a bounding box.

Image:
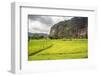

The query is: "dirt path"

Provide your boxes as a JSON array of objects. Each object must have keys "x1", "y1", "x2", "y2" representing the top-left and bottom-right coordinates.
[{"x1": 28, "y1": 44, "x2": 53, "y2": 56}]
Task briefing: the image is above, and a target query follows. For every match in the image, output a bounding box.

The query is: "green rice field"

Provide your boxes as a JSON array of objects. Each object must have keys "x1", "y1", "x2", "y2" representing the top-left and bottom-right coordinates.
[{"x1": 28, "y1": 39, "x2": 88, "y2": 61}]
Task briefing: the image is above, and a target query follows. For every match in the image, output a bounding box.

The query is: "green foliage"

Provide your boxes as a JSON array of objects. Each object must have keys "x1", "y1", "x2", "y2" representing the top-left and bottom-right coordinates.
[{"x1": 28, "y1": 39, "x2": 88, "y2": 61}]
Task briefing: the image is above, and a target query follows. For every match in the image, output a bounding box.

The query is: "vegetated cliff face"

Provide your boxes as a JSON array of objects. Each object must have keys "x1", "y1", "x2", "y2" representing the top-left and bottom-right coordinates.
[{"x1": 49, "y1": 17, "x2": 88, "y2": 39}]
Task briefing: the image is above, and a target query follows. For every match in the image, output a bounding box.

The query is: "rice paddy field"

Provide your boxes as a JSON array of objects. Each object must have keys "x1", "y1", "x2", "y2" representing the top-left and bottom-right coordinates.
[{"x1": 28, "y1": 39, "x2": 88, "y2": 61}]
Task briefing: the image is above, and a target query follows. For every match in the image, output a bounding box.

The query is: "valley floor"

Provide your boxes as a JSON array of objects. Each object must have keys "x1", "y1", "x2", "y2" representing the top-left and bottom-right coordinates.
[{"x1": 28, "y1": 39, "x2": 88, "y2": 61}]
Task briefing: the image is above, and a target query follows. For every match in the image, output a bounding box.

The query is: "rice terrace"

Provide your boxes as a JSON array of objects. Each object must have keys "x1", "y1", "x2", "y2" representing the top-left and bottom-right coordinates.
[{"x1": 28, "y1": 15, "x2": 88, "y2": 61}]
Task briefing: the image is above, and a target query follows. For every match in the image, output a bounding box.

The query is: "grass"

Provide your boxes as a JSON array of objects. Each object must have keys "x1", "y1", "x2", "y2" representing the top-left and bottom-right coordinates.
[{"x1": 28, "y1": 39, "x2": 88, "y2": 61}]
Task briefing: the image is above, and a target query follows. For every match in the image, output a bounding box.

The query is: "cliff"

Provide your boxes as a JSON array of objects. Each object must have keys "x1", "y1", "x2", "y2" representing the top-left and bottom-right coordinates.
[{"x1": 49, "y1": 17, "x2": 88, "y2": 39}]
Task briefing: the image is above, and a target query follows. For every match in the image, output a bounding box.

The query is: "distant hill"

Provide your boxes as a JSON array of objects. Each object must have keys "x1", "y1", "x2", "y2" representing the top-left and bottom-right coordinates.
[
  {"x1": 28, "y1": 32, "x2": 48, "y2": 39},
  {"x1": 49, "y1": 17, "x2": 88, "y2": 39},
  {"x1": 28, "y1": 32, "x2": 33, "y2": 37}
]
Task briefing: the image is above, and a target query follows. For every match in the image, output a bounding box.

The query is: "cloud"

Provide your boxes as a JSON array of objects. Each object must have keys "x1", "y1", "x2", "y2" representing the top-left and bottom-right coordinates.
[
  {"x1": 28, "y1": 15, "x2": 53, "y2": 26},
  {"x1": 28, "y1": 20, "x2": 50, "y2": 34},
  {"x1": 32, "y1": 27, "x2": 48, "y2": 33},
  {"x1": 28, "y1": 15, "x2": 73, "y2": 34}
]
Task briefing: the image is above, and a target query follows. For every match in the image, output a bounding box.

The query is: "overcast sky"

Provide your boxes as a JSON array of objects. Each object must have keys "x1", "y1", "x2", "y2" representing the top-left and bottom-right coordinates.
[{"x1": 28, "y1": 15, "x2": 73, "y2": 34}]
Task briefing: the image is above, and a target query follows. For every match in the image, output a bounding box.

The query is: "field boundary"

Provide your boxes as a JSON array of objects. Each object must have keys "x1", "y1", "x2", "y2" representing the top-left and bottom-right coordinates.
[{"x1": 28, "y1": 44, "x2": 53, "y2": 56}]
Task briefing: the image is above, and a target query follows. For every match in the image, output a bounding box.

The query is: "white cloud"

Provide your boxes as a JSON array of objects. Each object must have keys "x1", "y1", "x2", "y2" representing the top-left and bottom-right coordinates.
[
  {"x1": 29, "y1": 20, "x2": 50, "y2": 34},
  {"x1": 28, "y1": 15, "x2": 73, "y2": 34}
]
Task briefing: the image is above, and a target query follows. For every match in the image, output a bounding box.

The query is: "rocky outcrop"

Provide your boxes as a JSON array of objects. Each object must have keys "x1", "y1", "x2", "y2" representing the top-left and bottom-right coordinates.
[{"x1": 49, "y1": 17, "x2": 88, "y2": 39}]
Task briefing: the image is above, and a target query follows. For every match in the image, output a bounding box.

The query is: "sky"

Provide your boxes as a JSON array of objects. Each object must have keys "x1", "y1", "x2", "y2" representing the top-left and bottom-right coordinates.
[{"x1": 28, "y1": 15, "x2": 73, "y2": 34}]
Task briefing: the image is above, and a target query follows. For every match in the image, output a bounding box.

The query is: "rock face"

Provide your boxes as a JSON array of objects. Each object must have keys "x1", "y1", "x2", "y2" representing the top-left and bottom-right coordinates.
[{"x1": 49, "y1": 17, "x2": 88, "y2": 39}]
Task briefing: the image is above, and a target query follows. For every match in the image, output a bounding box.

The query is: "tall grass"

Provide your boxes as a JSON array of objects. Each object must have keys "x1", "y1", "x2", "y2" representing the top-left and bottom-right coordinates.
[{"x1": 28, "y1": 39, "x2": 88, "y2": 61}]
